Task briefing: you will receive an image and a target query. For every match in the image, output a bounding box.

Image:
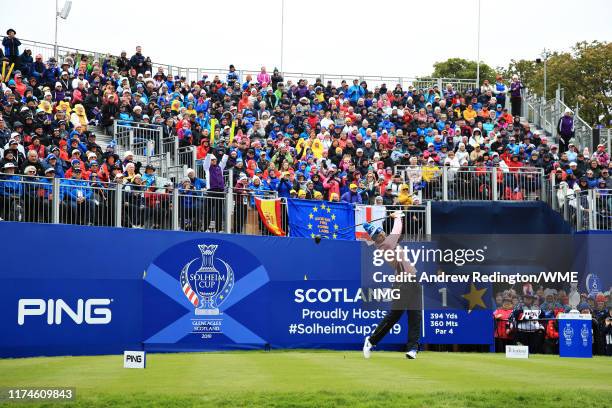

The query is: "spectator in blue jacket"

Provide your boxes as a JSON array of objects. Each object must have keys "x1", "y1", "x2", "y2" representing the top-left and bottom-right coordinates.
[
  {"x1": 249, "y1": 176, "x2": 270, "y2": 207},
  {"x1": 276, "y1": 172, "x2": 293, "y2": 199},
  {"x1": 347, "y1": 79, "x2": 365, "y2": 105},
  {"x1": 341, "y1": 183, "x2": 363, "y2": 204},
  {"x1": 43, "y1": 153, "x2": 65, "y2": 178},
  {"x1": 41, "y1": 58, "x2": 60, "y2": 88},
  {"x1": 3, "y1": 29, "x2": 21, "y2": 67},
  {"x1": 61, "y1": 167, "x2": 95, "y2": 225},
  {"x1": 227, "y1": 64, "x2": 240, "y2": 87}
]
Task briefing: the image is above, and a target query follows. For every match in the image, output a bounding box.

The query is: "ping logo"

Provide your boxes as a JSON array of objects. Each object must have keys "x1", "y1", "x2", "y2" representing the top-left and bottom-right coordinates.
[
  {"x1": 124, "y1": 351, "x2": 146, "y2": 369},
  {"x1": 17, "y1": 299, "x2": 112, "y2": 325},
  {"x1": 125, "y1": 354, "x2": 142, "y2": 363}
]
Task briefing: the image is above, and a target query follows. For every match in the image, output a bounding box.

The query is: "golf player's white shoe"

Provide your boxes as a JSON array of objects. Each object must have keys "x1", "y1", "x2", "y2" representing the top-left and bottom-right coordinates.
[
  {"x1": 363, "y1": 336, "x2": 373, "y2": 359},
  {"x1": 405, "y1": 349, "x2": 417, "y2": 359}
]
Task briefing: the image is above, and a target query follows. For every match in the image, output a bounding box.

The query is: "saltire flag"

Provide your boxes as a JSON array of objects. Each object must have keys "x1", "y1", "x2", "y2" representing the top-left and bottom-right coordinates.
[
  {"x1": 287, "y1": 199, "x2": 355, "y2": 240},
  {"x1": 255, "y1": 197, "x2": 286, "y2": 236},
  {"x1": 355, "y1": 205, "x2": 386, "y2": 239}
]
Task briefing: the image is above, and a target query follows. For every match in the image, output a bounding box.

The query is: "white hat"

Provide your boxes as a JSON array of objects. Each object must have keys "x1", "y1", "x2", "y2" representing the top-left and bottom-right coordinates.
[
  {"x1": 124, "y1": 150, "x2": 134, "y2": 159},
  {"x1": 543, "y1": 288, "x2": 557, "y2": 297}
]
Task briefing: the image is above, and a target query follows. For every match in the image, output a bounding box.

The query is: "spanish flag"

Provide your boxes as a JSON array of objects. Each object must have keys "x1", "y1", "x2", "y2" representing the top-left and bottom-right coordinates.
[{"x1": 255, "y1": 197, "x2": 286, "y2": 236}]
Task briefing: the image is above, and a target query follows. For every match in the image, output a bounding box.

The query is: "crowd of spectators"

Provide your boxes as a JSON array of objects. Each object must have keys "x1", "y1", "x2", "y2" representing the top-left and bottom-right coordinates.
[
  {"x1": 1, "y1": 27, "x2": 611, "y2": 224},
  {"x1": 493, "y1": 285, "x2": 612, "y2": 356}
]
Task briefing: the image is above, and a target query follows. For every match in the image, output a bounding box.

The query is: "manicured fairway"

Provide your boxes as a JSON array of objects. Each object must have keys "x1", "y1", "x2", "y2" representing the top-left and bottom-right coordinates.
[{"x1": 0, "y1": 350, "x2": 610, "y2": 407}]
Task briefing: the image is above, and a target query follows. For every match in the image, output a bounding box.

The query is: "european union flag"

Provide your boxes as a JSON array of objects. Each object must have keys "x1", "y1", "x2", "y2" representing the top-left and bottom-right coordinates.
[{"x1": 287, "y1": 199, "x2": 355, "y2": 240}]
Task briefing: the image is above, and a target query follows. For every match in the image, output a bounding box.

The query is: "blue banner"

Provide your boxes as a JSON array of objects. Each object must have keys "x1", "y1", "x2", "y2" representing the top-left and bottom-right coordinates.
[
  {"x1": 287, "y1": 198, "x2": 355, "y2": 240},
  {"x1": 422, "y1": 282, "x2": 494, "y2": 344},
  {"x1": 558, "y1": 313, "x2": 593, "y2": 358},
  {"x1": 1, "y1": 222, "x2": 609, "y2": 357}
]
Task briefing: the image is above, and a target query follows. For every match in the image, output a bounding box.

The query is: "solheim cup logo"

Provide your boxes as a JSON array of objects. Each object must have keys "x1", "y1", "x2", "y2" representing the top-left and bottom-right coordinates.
[
  {"x1": 562, "y1": 323, "x2": 574, "y2": 347},
  {"x1": 585, "y1": 274, "x2": 601, "y2": 297},
  {"x1": 580, "y1": 323, "x2": 589, "y2": 347},
  {"x1": 180, "y1": 244, "x2": 235, "y2": 315}
]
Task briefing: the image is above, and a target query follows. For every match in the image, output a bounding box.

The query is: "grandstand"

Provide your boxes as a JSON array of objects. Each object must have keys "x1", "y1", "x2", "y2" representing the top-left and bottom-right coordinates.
[{"x1": 1, "y1": 35, "x2": 611, "y2": 234}]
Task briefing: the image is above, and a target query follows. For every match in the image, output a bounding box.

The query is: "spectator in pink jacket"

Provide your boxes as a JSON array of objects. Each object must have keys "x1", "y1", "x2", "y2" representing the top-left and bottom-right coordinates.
[{"x1": 257, "y1": 66, "x2": 270, "y2": 87}]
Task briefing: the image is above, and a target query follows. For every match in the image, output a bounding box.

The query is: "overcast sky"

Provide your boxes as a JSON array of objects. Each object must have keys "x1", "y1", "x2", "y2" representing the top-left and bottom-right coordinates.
[{"x1": 5, "y1": 0, "x2": 612, "y2": 78}]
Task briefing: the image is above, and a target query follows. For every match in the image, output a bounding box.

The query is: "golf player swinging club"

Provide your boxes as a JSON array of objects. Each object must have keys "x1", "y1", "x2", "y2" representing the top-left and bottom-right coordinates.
[{"x1": 362, "y1": 210, "x2": 422, "y2": 359}]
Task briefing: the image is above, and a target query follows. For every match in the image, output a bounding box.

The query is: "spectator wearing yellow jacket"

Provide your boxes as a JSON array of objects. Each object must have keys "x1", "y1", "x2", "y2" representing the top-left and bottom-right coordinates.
[
  {"x1": 463, "y1": 104, "x2": 477, "y2": 121},
  {"x1": 397, "y1": 184, "x2": 413, "y2": 207},
  {"x1": 421, "y1": 160, "x2": 441, "y2": 183},
  {"x1": 70, "y1": 104, "x2": 88, "y2": 130}
]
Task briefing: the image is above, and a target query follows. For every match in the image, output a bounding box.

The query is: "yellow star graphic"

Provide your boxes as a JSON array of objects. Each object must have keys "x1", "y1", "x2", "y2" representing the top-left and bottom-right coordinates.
[
  {"x1": 334, "y1": 224, "x2": 339, "y2": 230},
  {"x1": 327, "y1": 208, "x2": 331, "y2": 213},
  {"x1": 219, "y1": 295, "x2": 224, "y2": 299},
  {"x1": 462, "y1": 283, "x2": 487, "y2": 313},
  {"x1": 332, "y1": 233, "x2": 337, "y2": 239},
  {"x1": 307, "y1": 223, "x2": 312, "y2": 230},
  {"x1": 320, "y1": 203, "x2": 326, "y2": 210},
  {"x1": 331, "y1": 213, "x2": 336, "y2": 220},
  {"x1": 310, "y1": 233, "x2": 315, "y2": 238},
  {"x1": 309, "y1": 213, "x2": 314, "y2": 219},
  {"x1": 312, "y1": 206, "x2": 318, "y2": 212}
]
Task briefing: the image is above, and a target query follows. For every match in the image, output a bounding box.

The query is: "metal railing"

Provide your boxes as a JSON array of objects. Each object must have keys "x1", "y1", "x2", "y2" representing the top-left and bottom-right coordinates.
[
  {"x1": 113, "y1": 121, "x2": 163, "y2": 157},
  {"x1": 592, "y1": 188, "x2": 612, "y2": 231},
  {"x1": 382, "y1": 204, "x2": 430, "y2": 242},
  {"x1": 396, "y1": 165, "x2": 545, "y2": 202},
  {"x1": 230, "y1": 190, "x2": 285, "y2": 236},
  {"x1": 1, "y1": 175, "x2": 435, "y2": 236},
  {"x1": 573, "y1": 189, "x2": 612, "y2": 231},
  {"x1": 552, "y1": 182, "x2": 612, "y2": 232},
  {"x1": 112, "y1": 120, "x2": 197, "y2": 182},
  {"x1": 524, "y1": 89, "x2": 595, "y2": 153},
  {"x1": 5, "y1": 36, "x2": 476, "y2": 92},
  {"x1": 600, "y1": 128, "x2": 612, "y2": 155}
]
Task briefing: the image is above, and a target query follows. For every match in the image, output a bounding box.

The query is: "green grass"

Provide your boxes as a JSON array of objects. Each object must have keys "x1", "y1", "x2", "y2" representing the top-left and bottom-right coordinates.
[{"x1": 0, "y1": 351, "x2": 610, "y2": 407}]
